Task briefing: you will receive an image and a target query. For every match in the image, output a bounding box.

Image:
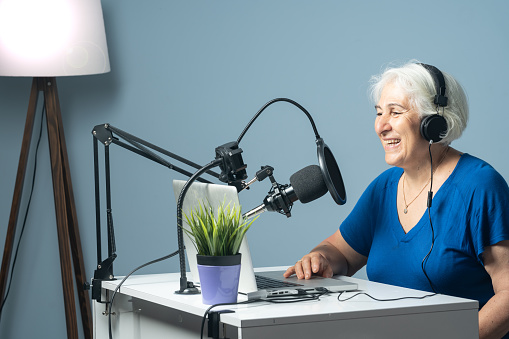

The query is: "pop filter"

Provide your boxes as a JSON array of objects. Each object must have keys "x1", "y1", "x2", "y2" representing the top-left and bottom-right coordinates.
[{"x1": 316, "y1": 138, "x2": 346, "y2": 205}]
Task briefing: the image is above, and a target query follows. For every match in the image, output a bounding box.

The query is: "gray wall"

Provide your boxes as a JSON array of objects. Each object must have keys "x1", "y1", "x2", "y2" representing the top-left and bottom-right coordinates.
[{"x1": 1, "y1": 1, "x2": 508, "y2": 338}]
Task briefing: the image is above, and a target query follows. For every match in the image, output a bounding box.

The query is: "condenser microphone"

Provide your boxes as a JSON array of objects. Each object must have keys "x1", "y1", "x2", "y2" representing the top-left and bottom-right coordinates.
[{"x1": 243, "y1": 165, "x2": 328, "y2": 218}]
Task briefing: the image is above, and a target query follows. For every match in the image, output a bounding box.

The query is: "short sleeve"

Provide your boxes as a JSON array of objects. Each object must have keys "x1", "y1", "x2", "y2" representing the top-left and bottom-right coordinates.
[
  {"x1": 470, "y1": 166, "x2": 509, "y2": 260},
  {"x1": 340, "y1": 169, "x2": 399, "y2": 257}
]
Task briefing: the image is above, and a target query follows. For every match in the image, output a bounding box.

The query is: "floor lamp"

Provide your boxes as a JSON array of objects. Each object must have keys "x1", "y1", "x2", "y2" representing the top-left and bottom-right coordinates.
[{"x1": 0, "y1": 1, "x2": 110, "y2": 338}]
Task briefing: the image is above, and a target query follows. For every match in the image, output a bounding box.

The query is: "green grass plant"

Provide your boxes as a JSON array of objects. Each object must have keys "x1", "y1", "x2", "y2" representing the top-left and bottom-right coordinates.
[{"x1": 182, "y1": 200, "x2": 257, "y2": 256}]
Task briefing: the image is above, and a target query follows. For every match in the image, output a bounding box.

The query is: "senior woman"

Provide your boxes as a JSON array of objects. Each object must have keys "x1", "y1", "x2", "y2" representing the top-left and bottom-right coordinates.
[{"x1": 284, "y1": 62, "x2": 509, "y2": 339}]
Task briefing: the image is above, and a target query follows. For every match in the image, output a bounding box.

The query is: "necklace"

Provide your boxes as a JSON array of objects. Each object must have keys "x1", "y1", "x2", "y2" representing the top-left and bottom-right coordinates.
[{"x1": 402, "y1": 147, "x2": 450, "y2": 214}]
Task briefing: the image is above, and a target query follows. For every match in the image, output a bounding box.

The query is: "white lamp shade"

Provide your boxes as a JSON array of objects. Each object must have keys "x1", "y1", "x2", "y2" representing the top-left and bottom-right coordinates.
[{"x1": 0, "y1": 0, "x2": 110, "y2": 77}]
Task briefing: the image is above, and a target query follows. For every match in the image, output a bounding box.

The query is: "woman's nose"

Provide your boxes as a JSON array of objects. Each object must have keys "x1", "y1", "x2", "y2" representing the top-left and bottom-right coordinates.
[{"x1": 375, "y1": 114, "x2": 391, "y2": 135}]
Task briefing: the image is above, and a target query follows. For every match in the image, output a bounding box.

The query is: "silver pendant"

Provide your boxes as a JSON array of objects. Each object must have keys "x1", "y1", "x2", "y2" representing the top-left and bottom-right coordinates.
[{"x1": 404, "y1": 208, "x2": 408, "y2": 214}]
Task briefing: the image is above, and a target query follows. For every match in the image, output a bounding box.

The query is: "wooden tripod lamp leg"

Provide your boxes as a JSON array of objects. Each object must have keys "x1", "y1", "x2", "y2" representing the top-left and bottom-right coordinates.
[
  {"x1": 43, "y1": 77, "x2": 93, "y2": 339},
  {"x1": 0, "y1": 77, "x2": 92, "y2": 339},
  {"x1": 0, "y1": 78, "x2": 39, "y2": 303}
]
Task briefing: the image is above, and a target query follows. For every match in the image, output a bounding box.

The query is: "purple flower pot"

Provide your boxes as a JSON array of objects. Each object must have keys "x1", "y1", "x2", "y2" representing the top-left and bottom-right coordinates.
[{"x1": 197, "y1": 254, "x2": 241, "y2": 305}]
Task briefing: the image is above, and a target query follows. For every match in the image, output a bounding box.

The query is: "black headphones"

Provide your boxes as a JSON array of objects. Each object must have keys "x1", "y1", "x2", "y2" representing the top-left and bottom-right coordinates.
[{"x1": 419, "y1": 63, "x2": 448, "y2": 143}]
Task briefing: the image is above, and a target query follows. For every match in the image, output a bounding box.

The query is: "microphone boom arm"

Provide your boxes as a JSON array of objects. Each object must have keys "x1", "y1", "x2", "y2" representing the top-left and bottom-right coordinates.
[
  {"x1": 93, "y1": 124, "x2": 221, "y2": 180},
  {"x1": 89, "y1": 123, "x2": 221, "y2": 302}
]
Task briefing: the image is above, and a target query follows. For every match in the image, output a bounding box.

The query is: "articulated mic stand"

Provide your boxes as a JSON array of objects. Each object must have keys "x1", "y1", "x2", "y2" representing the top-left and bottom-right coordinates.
[
  {"x1": 89, "y1": 124, "x2": 225, "y2": 300},
  {"x1": 0, "y1": 78, "x2": 92, "y2": 339},
  {"x1": 88, "y1": 97, "x2": 346, "y2": 299}
]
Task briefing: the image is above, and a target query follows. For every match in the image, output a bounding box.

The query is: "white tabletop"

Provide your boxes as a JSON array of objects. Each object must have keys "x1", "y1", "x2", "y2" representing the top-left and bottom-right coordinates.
[{"x1": 100, "y1": 266, "x2": 478, "y2": 329}]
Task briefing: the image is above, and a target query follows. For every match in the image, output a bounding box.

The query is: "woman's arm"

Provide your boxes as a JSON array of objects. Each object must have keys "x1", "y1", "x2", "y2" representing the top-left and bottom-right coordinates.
[
  {"x1": 283, "y1": 229, "x2": 367, "y2": 279},
  {"x1": 479, "y1": 240, "x2": 509, "y2": 339}
]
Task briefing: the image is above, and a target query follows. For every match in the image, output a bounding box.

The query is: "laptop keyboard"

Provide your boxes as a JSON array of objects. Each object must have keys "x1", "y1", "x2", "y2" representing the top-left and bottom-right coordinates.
[{"x1": 255, "y1": 274, "x2": 302, "y2": 289}]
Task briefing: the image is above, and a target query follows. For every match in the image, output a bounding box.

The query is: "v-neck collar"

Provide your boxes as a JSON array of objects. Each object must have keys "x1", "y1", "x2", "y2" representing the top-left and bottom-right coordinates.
[{"x1": 390, "y1": 153, "x2": 467, "y2": 242}]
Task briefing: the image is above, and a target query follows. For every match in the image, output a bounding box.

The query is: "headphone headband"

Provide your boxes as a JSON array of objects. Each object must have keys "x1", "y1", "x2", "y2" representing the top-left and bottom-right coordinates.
[
  {"x1": 418, "y1": 63, "x2": 448, "y2": 143},
  {"x1": 419, "y1": 63, "x2": 448, "y2": 107}
]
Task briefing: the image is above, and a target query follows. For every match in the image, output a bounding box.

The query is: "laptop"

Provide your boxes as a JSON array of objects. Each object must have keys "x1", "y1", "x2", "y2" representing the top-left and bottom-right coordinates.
[{"x1": 172, "y1": 180, "x2": 357, "y2": 300}]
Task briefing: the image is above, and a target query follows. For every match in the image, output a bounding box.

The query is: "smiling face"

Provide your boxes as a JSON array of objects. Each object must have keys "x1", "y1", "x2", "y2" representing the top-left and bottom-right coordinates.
[{"x1": 374, "y1": 82, "x2": 429, "y2": 169}]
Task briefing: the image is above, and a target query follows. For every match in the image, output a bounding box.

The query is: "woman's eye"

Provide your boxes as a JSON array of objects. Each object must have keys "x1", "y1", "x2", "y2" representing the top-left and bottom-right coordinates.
[{"x1": 391, "y1": 111, "x2": 402, "y2": 116}]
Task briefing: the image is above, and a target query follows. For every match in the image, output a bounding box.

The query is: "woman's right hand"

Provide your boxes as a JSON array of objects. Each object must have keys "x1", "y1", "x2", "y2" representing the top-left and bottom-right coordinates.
[
  {"x1": 283, "y1": 251, "x2": 334, "y2": 280},
  {"x1": 283, "y1": 229, "x2": 367, "y2": 279}
]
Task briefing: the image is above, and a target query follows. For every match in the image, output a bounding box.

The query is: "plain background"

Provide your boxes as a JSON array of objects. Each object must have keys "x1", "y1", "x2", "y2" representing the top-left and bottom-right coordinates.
[{"x1": 1, "y1": 1, "x2": 508, "y2": 338}]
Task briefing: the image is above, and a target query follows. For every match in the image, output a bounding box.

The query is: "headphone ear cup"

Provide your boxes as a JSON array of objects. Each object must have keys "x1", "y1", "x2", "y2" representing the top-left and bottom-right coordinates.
[{"x1": 420, "y1": 114, "x2": 447, "y2": 142}]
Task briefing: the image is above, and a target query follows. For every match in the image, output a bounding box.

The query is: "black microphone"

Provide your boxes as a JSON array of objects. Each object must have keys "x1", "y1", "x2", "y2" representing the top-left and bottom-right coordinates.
[{"x1": 243, "y1": 165, "x2": 328, "y2": 218}]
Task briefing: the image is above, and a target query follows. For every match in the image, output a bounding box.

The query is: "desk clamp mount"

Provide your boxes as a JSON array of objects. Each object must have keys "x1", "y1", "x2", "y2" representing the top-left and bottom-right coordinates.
[{"x1": 208, "y1": 310, "x2": 235, "y2": 339}]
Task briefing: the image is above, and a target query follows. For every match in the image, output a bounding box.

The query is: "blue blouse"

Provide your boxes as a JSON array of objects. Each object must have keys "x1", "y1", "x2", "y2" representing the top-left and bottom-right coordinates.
[{"x1": 340, "y1": 153, "x2": 509, "y2": 309}]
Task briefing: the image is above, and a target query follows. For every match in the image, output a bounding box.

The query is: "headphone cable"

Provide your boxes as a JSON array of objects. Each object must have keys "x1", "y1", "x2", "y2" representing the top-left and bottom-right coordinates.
[{"x1": 422, "y1": 141, "x2": 437, "y2": 293}]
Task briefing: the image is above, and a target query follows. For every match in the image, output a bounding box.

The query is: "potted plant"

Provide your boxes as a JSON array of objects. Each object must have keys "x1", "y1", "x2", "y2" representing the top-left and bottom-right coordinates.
[{"x1": 182, "y1": 200, "x2": 257, "y2": 304}]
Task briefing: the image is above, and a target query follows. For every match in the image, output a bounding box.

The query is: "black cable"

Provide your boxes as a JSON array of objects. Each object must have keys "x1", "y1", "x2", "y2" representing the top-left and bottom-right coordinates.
[
  {"x1": 200, "y1": 300, "x2": 259, "y2": 339},
  {"x1": 0, "y1": 101, "x2": 46, "y2": 323},
  {"x1": 200, "y1": 289, "x2": 433, "y2": 339},
  {"x1": 236, "y1": 98, "x2": 321, "y2": 144},
  {"x1": 421, "y1": 142, "x2": 437, "y2": 293},
  {"x1": 263, "y1": 294, "x2": 327, "y2": 303},
  {"x1": 197, "y1": 290, "x2": 435, "y2": 339},
  {"x1": 337, "y1": 291, "x2": 437, "y2": 302},
  {"x1": 199, "y1": 290, "x2": 329, "y2": 339},
  {"x1": 263, "y1": 288, "x2": 330, "y2": 303},
  {"x1": 107, "y1": 250, "x2": 179, "y2": 339}
]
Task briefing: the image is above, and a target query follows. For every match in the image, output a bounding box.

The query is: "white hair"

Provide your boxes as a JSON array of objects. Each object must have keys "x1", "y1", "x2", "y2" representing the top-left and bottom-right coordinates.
[{"x1": 369, "y1": 61, "x2": 469, "y2": 145}]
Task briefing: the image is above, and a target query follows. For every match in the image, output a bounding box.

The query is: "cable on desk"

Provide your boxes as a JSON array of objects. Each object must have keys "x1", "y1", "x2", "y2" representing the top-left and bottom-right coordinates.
[
  {"x1": 200, "y1": 288, "x2": 331, "y2": 339},
  {"x1": 262, "y1": 288, "x2": 331, "y2": 303},
  {"x1": 337, "y1": 291, "x2": 437, "y2": 302}
]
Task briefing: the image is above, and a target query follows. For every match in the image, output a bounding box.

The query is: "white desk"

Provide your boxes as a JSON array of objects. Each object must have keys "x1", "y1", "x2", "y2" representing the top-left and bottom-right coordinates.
[{"x1": 93, "y1": 267, "x2": 479, "y2": 339}]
